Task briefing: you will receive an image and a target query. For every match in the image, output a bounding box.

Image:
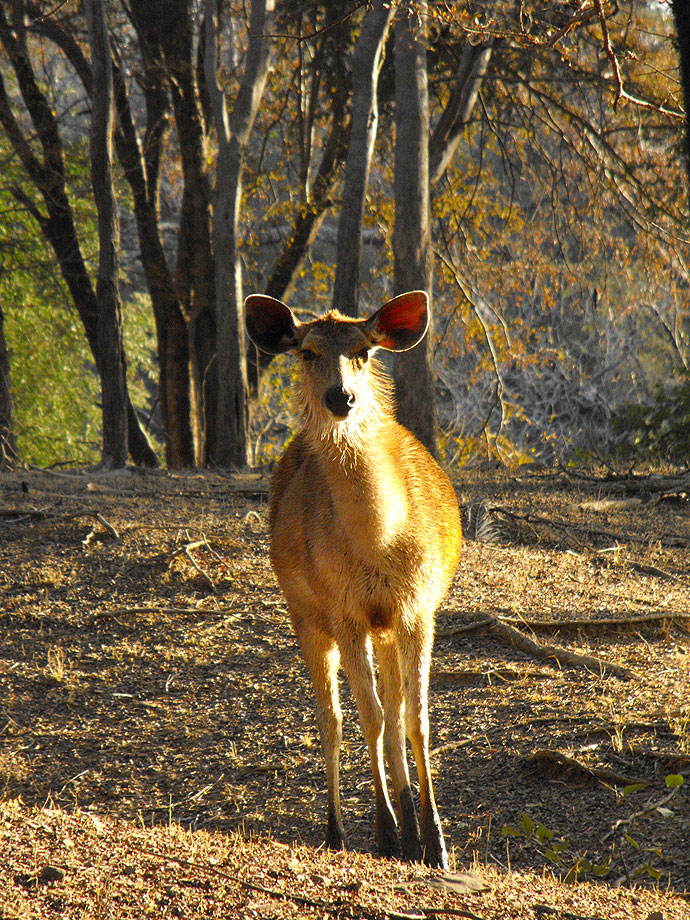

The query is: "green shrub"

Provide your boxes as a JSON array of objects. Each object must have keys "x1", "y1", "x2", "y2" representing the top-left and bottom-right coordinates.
[{"x1": 612, "y1": 375, "x2": 690, "y2": 464}]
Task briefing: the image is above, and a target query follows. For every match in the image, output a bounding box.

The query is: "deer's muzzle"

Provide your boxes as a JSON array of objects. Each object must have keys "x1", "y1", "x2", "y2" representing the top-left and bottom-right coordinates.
[{"x1": 324, "y1": 386, "x2": 356, "y2": 418}]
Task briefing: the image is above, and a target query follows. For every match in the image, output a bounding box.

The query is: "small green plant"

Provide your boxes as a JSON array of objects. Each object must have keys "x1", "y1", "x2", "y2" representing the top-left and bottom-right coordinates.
[
  {"x1": 502, "y1": 812, "x2": 613, "y2": 883},
  {"x1": 502, "y1": 813, "x2": 579, "y2": 874},
  {"x1": 502, "y1": 774, "x2": 685, "y2": 888}
]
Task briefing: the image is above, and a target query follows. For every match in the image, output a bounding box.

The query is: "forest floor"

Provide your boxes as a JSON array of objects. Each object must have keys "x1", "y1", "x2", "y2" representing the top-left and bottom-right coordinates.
[{"x1": 0, "y1": 463, "x2": 689, "y2": 920}]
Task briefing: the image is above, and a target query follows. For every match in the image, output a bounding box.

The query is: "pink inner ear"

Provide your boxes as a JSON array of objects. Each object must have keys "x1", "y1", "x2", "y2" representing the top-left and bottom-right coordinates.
[{"x1": 375, "y1": 291, "x2": 429, "y2": 350}]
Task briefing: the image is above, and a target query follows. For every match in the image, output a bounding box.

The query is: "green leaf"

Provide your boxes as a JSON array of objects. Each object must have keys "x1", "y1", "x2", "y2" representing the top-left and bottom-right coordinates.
[
  {"x1": 623, "y1": 832, "x2": 640, "y2": 850},
  {"x1": 563, "y1": 857, "x2": 591, "y2": 884},
  {"x1": 519, "y1": 813, "x2": 535, "y2": 836},
  {"x1": 622, "y1": 782, "x2": 647, "y2": 796},
  {"x1": 665, "y1": 774, "x2": 684, "y2": 788},
  {"x1": 544, "y1": 849, "x2": 564, "y2": 866},
  {"x1": 535, "y1": 823, "x2": 554, "y2": 844}
]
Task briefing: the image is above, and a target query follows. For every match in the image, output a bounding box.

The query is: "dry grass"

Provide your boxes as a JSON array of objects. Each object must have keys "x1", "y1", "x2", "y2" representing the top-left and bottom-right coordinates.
[{"x1": 0, "y1": 464, "x2": 689, "y2": 919}]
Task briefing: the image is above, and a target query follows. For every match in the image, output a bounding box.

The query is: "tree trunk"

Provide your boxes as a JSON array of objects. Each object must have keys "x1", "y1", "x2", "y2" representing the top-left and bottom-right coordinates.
[
  {"x1": 205, "y1": 0, "x2": 274, "y2": 467},
  {"x1": 24, "y1": 4, "x2": 190, "y2": 467},
  {"x1": 0, "y1": 4, "x2": 157, "y2": 467},
  {"x1": 0, "y1": 300, "x2": 17, "y2": 467},
  {"x1": 392, "y1": 2, "x2": 437, "y2": 455},
  {"x1": 86, "y1": 0, "x2": 128, "y2": 469},
  {"x1": 154, "y1": 0, "x2": 217, "y2": 466},
  {"x1": 331, "y1": 0, "x2": 396, "y2": 317},
  {"x1": 111, "y1": 51, "x2": 195, "y2": 467}
]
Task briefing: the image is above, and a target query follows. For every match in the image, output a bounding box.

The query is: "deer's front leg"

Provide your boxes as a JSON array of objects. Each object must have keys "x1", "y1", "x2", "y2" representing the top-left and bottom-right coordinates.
[{"x1": 294, "y1": 618, "x2": 346, "y2": 850}]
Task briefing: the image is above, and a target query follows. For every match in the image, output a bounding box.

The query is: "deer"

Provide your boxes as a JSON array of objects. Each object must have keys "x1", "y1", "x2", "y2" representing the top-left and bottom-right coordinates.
[{"x1": 244, "y1": 290, "x2": 462, "y2": 869}]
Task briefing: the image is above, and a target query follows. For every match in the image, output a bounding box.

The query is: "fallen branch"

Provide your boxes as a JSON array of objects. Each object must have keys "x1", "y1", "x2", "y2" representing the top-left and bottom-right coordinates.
[
  {"x1": 479, "y1": 504, "x2": 689, "y2": 549},
  {"x1": 0, "y1": 506, "x2": 120, "y2": 539},
  {"x1": 439, "y1": 614, "x2": 632, "y2": 679},
  {"x1": 559, "y1": 465, "x2": 690, "y2": 496},
  {"x1": 430, "y1": 738, "x2": 471, "y2": 757},
  {"x1": 497, "y1": 611, "x2": 690, "y2": 630},
  {"x1": 81, "y1": 511, "x2": 120, "y2": 545},
  {"x1": 97, "y1": 606, "x2": 231, "y2": 616},
  {"x1": 431, "y1": 666, "x2": 553, "y2": 685},
  {"x1": 436, "y1": 617, "x2": 494, "y2": 636},
  {"x1": 526, "y1": 749, "x2": 643, "y2": 788},
  {"x1": 491, "y1": 618, "x2": 632, "y2": 678}
]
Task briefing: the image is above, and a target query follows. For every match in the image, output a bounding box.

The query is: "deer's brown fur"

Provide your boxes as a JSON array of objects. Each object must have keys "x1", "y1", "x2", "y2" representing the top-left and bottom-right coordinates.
[{"x1": 245, "y1": 291, "x2": 462, "y2": 868}]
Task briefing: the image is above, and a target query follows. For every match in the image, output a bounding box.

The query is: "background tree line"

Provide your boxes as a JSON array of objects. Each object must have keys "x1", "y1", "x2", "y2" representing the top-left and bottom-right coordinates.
[{"x1": 0, "y1": 0, "x2": 687, "y2": 470}]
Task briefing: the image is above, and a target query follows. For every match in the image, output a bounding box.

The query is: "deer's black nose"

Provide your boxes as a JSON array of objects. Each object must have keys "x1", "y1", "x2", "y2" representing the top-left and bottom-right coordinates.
[{"x1": 325, "y1": 386, "x2": 356, "y2": 418}]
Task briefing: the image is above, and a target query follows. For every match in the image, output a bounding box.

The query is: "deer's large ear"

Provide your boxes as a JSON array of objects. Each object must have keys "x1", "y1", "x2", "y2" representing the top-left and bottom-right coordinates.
[
  {"x1": 245, "y1": 295, "x2": 300, "y2": 354},
  {"x1": 363, "y1": 291, "x2": 429, "y2": 352}
]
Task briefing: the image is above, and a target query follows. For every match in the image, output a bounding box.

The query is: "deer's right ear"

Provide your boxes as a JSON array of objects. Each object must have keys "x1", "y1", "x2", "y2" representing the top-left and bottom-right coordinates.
[{"x1": 245, "y1": 295, "x2": 300, "y2": 354}]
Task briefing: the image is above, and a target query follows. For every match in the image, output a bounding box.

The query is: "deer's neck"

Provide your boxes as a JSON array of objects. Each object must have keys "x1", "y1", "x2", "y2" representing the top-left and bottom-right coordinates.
[{"x1": 308, "y1": 417, "x2": 409, "y2": 549}]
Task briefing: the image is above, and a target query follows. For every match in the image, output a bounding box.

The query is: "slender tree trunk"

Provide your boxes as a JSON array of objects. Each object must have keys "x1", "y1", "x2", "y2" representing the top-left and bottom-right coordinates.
[
  {"x1": 86, "y1": 0, "x2": 127, "y2": 468},
  {"x1": 0, "y1": 4, "x2": 157, "y2": 467},
  {"x1": 0, "y1": 300, "x2": 17, "y2": 467},
  {"x1": 154, "y1": 0, "x2": 217, "y2": 466},
  {"x1": 247, "y1": 86, "x2": 350, "y2": 394},
  {"x1": 392, "y1": 1, "x2": 437, "y2": 455},
  {"x1": 429, "y1": 39, "x2": 493, "y2": 186},
  {"x1": 672, "y1": 0, "x2": 690, "y2": 213},
  {"x1": 205, "y1": 0, "x2": 274, "y2": 467},
  {"x1": 112, "y1": 55, "x2": 195, "y2": 467},
  {"x1": 331, "y1": 0, "x2": 396, "y2": 317}
]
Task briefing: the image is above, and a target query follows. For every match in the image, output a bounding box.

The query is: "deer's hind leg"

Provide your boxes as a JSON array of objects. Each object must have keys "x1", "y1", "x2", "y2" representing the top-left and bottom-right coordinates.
[
  {"x1": 337, "y1": 626, "x2": 400, "y2": 857},
  {"x1": 292, "y1": 616, "x2": 345, "y2": 850},
  {"x1": 374, "y1": 635, "x2": 423, "y2": 863}
]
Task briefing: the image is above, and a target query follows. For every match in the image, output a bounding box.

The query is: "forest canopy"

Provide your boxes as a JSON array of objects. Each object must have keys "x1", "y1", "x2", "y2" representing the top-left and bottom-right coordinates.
[{"x1": 0, "y1": 0, "x2": 687, "y2": 469}]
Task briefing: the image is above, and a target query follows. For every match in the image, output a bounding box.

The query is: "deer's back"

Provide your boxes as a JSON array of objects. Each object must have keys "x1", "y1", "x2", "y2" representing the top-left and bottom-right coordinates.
[{"x1": 269, "y1": 422, "x2": 462, "y2": 635}]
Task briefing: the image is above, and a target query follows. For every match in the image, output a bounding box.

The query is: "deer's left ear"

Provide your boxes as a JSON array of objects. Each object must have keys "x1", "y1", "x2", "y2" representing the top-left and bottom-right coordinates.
[{"x1": 363, "y1": 291, "x2": 429, "y2": 352}]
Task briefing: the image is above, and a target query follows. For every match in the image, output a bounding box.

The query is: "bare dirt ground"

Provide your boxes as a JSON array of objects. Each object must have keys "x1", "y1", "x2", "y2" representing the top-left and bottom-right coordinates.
[{"x1": 1, "y1": 464, "x2": 689, "y2": 919}]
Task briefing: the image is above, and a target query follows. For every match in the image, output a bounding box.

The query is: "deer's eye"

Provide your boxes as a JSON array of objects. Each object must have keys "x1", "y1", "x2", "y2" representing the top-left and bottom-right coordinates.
[{"x1": 300, "y1": 348, "x2": 317, "y2": 363}]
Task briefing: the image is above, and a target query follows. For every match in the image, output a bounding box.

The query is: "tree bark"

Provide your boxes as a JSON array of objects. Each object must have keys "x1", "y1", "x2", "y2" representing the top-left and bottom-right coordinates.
[
  {"x1": 85, "y1": 0, "x2": 128, "y2": 469},
  {"x1": 392, "y1": 2, "x2": 437, "y2": 455},
  {"x1": 331, "y1": 0, "x2": 397, "y2": 317},
  {"x1": 247, "y1": 86, "x2": 350, "y2": 393},
  {"x1": 205, "y1": 0, "x2": 274, "y2": 467}
]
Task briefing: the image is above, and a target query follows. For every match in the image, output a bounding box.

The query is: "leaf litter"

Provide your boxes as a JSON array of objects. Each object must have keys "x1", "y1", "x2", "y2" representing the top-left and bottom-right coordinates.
[{"x1": 0, "y1": 465, "x2": 689, "y2": 918}]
